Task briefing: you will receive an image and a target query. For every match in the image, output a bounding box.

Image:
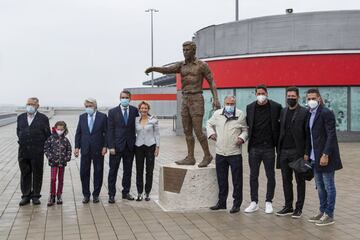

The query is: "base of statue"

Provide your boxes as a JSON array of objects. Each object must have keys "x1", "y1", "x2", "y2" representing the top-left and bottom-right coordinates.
[{"x1": 156, "y1": 163, "x2": 218, "y2": 211}]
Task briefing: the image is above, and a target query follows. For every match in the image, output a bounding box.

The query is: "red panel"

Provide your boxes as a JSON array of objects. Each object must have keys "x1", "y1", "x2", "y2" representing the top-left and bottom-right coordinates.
[
  {"x1": 176, "y1": 54, "x2": 360, "y2": 90},
  {"x1": 131, "y1": 94, "x2": 176, "y2": 101}
]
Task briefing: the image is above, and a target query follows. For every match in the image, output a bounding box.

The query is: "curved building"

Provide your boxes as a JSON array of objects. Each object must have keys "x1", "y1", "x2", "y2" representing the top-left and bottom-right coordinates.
[{"x1": 174, "y1": 10, "x2": 360, "y2": 135}]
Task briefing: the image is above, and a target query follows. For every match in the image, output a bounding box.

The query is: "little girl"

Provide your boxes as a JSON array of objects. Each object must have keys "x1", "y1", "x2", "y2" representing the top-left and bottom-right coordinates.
[{"x1": 44, "y1": 121, "x2": 72, "y2": 206}]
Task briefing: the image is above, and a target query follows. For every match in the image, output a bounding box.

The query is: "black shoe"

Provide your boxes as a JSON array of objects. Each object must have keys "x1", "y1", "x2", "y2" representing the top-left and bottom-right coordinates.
[
  {"x1": 136, "y1": 194, "x2": 143, "y2": 201},
  {"x1": 275, "y1": 206, "x2": 294, "y2": 216},
  {"x1": 48, "y1": 196, "x2": 55, "y2": 207},
  {"x1": 19, "y1": 198, "x2": 30, "y2": 206},
  {"x1": 57, "y1": 195, "x2": 63, "y2": 205},
  {"x1": 82, "y1": 197, "x2": 90, "y2": 204},
  {"x1": 145, "y1": 193, "x2": 150, "y2": 201},
  {"x1": 32, "y1": 198, "x2": 41, "y2": 205},
  {"x1": 210, "y1": 203, "x2": 226, "y2": 210},
  {"x1": 292, "y1": 209, "x2": 302, "y2": 218},
  {"x1": 93, "y1": 196, "x2": 99, "y2": 203},
  {"x1": 108, "y1": 196, "x2": 115, "y2": 204},
  {"x1": 230, "y1": 206, "x2": 240, "y2": 214},
  {"x1": 122, "y1": 194, "x2": 134, "y2": 201}
]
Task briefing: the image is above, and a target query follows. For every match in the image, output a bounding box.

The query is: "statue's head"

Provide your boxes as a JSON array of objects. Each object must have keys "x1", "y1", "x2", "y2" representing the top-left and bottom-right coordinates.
[{"x1": 182, "y1": 41, "x2": 196, "y2": 60}]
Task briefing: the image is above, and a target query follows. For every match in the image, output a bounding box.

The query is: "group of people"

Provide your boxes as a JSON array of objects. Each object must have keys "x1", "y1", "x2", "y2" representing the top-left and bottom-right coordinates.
[
  {"x1": 16, "y1": 90, "x2": 160, "y2": 209},
  {"x1": 207, "y1": 85, "x2": 342, "y2": 227}
]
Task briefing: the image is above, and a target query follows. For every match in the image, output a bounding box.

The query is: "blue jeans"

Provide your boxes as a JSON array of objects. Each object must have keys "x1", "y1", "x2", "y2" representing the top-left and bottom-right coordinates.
[{"x1": 314, "y1": 170, "x2": 336, "y2": 218}]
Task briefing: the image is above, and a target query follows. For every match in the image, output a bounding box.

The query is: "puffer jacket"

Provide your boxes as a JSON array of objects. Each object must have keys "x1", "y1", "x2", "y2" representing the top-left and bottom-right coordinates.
[{"x1": 44, "y1": 133, "x2": 72, "y2": 167}]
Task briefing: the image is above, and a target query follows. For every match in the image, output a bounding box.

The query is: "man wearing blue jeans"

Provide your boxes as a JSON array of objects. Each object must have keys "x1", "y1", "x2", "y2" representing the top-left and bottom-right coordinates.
[{"x1": 306, "y1": 88, "x2": 343, "y2": 226}]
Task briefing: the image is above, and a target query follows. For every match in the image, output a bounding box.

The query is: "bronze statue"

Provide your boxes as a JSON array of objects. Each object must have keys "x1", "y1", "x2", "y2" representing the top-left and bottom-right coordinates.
[{"x1": 145, "y1": 41, "x2": 220, "y2": 167}]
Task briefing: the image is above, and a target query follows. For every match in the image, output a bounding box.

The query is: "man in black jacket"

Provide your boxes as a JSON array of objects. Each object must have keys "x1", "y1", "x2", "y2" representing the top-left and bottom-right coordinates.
[
  {"x1": 17, "y1": 97, "x2": 50, "y2": 206},
  {"x1": 107, "y1": 90, "x2": 139, "y2": 203},
  {"x1": 275, "y1": 87, "x2": 310, "y2": 218},
  {"x1": 245, "y1": 85, "x2": 282, "y2": 214}
]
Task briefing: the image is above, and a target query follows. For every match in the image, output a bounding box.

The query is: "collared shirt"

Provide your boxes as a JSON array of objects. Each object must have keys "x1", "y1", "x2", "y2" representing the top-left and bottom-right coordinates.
[
  {"x1": 87, "y1": 111, "x2": 97, "y2": 131},
  {"x1": 120, "y1": 105, "x2": 129, "y2": 118},
  {"x1": 27, "y1": 111, "x2": 37, "y2": 126},
  {"x1": 309, "y1": 106, "x2": 319, "y2": 160},
  {"x1": 135, "y1": 115, "x2": 160, "y2": 147}
]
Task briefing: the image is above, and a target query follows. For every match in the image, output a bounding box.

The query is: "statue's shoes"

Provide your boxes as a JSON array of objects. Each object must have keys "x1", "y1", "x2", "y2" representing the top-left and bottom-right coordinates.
[
  {"x1": 198, "y1": 155, "x2": 213, "y2": 168},
  {"x1": 175, "y1": 157, "x2": 196, "y2": 165}
]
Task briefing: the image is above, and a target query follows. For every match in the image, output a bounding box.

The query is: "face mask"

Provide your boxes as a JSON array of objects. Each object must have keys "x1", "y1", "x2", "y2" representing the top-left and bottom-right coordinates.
[
  {"x1": 26, "y1": 105, "x2": 36, "y2": 114},
  {"x1": 85, "y1": 107, "x2": 95, "y2": 116},
  {"x1": 225, "y1": 105, "x2": 235, "y2": 113},
  {"x1": 307, "y1": 100, "x2": 319, "y2": 109},
  {"x1": 287, "y1": 98, "x2": 298, "y2": 108},
  {"x1": 56, "y1": 130, "x2": 64, "y2": 136},
  {"x1": 121, "y1": 98, "x2": 130, "y2": 107},
  {"x1": 256, "y1": 95, "x2": 267, "y2": 104}
]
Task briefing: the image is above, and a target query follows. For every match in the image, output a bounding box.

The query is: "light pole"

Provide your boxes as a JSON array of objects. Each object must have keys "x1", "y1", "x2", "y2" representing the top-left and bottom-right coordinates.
[
  {"x1": 235, "y1": 0, "x2": 239, "y2": 21},
  {"x1": 145, "y1": 8, "x2": 159, "y2": 87}
]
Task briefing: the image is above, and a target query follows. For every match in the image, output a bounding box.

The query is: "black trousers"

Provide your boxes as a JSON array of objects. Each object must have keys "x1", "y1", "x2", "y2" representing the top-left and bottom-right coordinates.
[
  {"x1": 248, "y1": 147, "x2": 276, "y2": 203},
  {"x1": 80, "y1": 152, "x2": 104, "y2": 198},
  {"x1": 18, "y1": 154, "x2": 44, "y2": 199},
  {"x1": 279, "y1": 148, "x2": 306, "y2": 210},
  {"x1": 215, "y1": 154, "x2": 243, "y2": 208},
  {"x1": 108, "y1": 145, "x2": 134, "y2": 197},
  {"x1": 135, "y1": 144, "x2": 156, "y2": 194}
]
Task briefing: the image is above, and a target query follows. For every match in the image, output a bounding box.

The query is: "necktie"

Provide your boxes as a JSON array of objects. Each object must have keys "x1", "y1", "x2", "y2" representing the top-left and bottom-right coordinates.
[
  {"x1": 123, "y1": 108, "x2": 128, "y2": 125},
  {"x1": 89, "y1": 115, "x2": 94, "y2": 133}
]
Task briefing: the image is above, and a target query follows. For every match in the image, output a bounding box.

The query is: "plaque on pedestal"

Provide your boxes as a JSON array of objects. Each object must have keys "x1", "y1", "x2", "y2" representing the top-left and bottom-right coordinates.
[{"x1": 156, "y1": 163, "x2": 218, "y2": 211}]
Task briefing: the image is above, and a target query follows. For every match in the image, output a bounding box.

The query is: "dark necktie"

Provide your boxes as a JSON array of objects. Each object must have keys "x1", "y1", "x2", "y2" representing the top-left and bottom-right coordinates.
[{"x1": 123, "y1": 108, "x2": 128, "y2": 125}]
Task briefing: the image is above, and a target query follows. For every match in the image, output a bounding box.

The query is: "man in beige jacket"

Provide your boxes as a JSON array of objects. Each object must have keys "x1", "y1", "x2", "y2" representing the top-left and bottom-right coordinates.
[{"x1": 207, "y1": 96, "x2": 248, "y2": 213}]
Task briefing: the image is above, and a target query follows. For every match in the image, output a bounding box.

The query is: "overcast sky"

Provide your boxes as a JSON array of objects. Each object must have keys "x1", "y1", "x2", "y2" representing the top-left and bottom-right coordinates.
[{"x1": 1, "y1": 0, "x2": 359, "y2": 107}]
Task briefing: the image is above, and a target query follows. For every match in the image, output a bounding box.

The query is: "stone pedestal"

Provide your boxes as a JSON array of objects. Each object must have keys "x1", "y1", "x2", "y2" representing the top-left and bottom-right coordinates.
[{"x1": 157, "y1": 163, "x2": 218, "y2": 211}]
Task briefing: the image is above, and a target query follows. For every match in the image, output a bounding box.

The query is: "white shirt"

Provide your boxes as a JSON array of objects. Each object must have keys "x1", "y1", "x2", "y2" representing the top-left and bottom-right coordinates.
[
  {"x1": 27, "y1": 112, "x2": 37, "y2": 126},
  {"x1": 120, "y1": 105, "x2": 129, "y2": 118},
  {"x1": 135, "y1": 115, "x2": 160, "y2": 147},
  {"x1": 87, "y1": 111, "x2": 97, "y2": 130}
]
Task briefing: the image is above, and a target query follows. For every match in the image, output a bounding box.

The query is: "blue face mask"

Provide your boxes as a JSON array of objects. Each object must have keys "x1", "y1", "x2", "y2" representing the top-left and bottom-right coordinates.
[
  {"x1": 225, "y1": 105, "x2": 235, "y2": 113},
  {"x1": 26, "y1": 105, "x2": 36, "y2": 114},
  {"x1": 121, "y1": 98, "x2": 130, "y2": 107},
  {"x1": 85, "y1": 107, "x2": 95, "y2": 116}
]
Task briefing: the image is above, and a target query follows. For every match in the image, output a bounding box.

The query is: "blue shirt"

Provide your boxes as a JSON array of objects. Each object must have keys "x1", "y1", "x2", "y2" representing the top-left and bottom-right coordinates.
[
  {"x1": 87, "y1": 111, "x2": 96, "y2": 131},
  {"x1": 309, "y1": 106, "x2": 319, "y2": 160}
]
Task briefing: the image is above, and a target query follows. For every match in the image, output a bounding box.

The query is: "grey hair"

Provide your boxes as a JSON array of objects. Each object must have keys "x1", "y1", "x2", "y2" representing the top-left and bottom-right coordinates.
[
  {"x1": 84, "y1": 97, "x2": 97, "y2": 108},
  {"x1": 28, "y1": 97, "x2": 39, "y2": 104},
  {"x1": 224, "y1": 95, "x2": 236, "y2": 103}
]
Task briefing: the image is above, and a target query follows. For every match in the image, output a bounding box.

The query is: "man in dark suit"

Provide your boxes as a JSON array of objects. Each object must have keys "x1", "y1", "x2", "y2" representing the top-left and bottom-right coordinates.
[
  {"x1": 107, "y1": 90, "x2": 139, "y2": 203},
  {"x1": 306, "y1": 88, "x2": 342, "y2": 226},
  {"x1": 275, "y1": 87, "x2": 310, "y2": 218},
  {"x1": 245, "y1": 84, "x2": 282, "y2": 214},
  {"x1": 17, "y1": 97, "x2": 50, "y2": 206},
  {"x1": 74, "y1": 98, "x2": 107, "y2": 204}
]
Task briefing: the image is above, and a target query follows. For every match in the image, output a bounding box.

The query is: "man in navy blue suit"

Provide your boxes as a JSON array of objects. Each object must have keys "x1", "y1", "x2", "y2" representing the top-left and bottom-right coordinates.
[
  {"x1": 306, "y1": 88, "x2": 343, "y2": 226},
  {"x1": 75, "y1": 98, "x2": 107, "y2": 204},
  {"x1": 107, "y1": 90, "x2": 139, "y2": 203}
]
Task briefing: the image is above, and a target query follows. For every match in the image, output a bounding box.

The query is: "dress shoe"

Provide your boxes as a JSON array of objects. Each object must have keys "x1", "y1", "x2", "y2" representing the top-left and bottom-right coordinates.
[
  {"x1": 82, "y1": 197, "x2": 90, "y2": 204},
  {"x1": 175, "y1": 156, "x2": 196, "y2": 165},
  {"x1": 122, "y1": 194, "x2": 134, "y2": 201},
  {"x1": 136, "y1": 194, "x2": 143, "y2": 201},
  {"x1": 47, "y1": 195, "x2": 55, "y2": 207},
  {"x1": 93, "y1": 196, "x2": 99, "y2": 203},
  {"x1": 108, "y1": 196, "x2": 115, "y2": 204},
  {"x1": 57, "y1": 195, "x2": 63, "y2": 205},
  {"x1": 32, "y1": 198, "x2": 41, "y2": 205},
  {"x1": 210, "y1": 203, "x2": 226, "y2": 210},
  {"x1": 230, "y1": 206, "x2": 240, "y2": 214},
  {"x1": 19, "y1": 198, "x2": 30, "y2": 206},
  {"x1": 198, "y1": 155, "x2": 213, "y2": 168},
  {"x1": 144, "y1": 193, "x2": 150, "y2": 201}
]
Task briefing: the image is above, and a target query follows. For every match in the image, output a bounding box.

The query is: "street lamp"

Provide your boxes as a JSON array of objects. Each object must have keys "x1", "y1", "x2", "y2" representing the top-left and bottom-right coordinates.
[
  {"x1": 145, "y1": 8, "x2": 159, "y2": 87},
  {"x1": 235, "y1": 0, "x2": 239, "y2": 21}
]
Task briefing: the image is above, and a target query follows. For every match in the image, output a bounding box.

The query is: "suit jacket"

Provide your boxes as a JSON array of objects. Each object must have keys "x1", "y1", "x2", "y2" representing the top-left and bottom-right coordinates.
[
  {"x1": 307, "y1": 105, "x2": 343, "y2": 172},
  {"x1": 246, "y1": 99, "x2": 282, "y2": 152},
  {"x1": 276, "y1": 105, "x2": 310, "y2": 169},
  {"x1": 75, "y1": 111, "x2": 107, "y2": 156},
  {"x1": 107, "y1": 105, "x2": 139, "y2": 152},
  {"x1": 17, "y1": 112, "x2": 51, "y2": 158}
]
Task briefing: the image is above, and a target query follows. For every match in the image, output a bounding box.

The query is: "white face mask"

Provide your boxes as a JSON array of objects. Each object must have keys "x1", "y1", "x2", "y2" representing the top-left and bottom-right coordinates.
[
  {"x1": 56, "y1": 130, "x2": 65, "y2": 136},
  {"x1": 307, "y1": 100, "x2": 319, "y2": 109},
  {"x1": 256, "y1": 95, "x2": 267, "y2": 104}
]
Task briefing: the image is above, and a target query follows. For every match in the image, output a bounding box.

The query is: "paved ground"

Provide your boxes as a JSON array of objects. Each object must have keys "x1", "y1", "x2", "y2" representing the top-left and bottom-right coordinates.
[{"x1": 0, "y1": 115, "x2": 359, "y2": 240}]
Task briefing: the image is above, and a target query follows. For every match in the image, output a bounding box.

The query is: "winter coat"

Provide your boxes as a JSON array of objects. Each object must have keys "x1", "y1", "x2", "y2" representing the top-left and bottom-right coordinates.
[{"x1": 44, "y1": 133, "x2": 72, "y2": 167}]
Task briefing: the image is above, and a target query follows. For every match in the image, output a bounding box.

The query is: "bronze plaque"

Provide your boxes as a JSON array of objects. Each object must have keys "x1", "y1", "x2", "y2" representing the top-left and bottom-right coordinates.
[{"x1": 163, "y1": 167, "x2": 187, "y2": 193}]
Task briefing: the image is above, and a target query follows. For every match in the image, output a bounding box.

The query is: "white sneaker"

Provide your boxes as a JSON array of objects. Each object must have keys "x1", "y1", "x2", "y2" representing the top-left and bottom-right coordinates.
[
  {"x1": 265, "y1": 202, "x2": 273, "y2": 214},
  {"x1": 244, "y1": 201, "x2": 259, "y2": 213}
]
